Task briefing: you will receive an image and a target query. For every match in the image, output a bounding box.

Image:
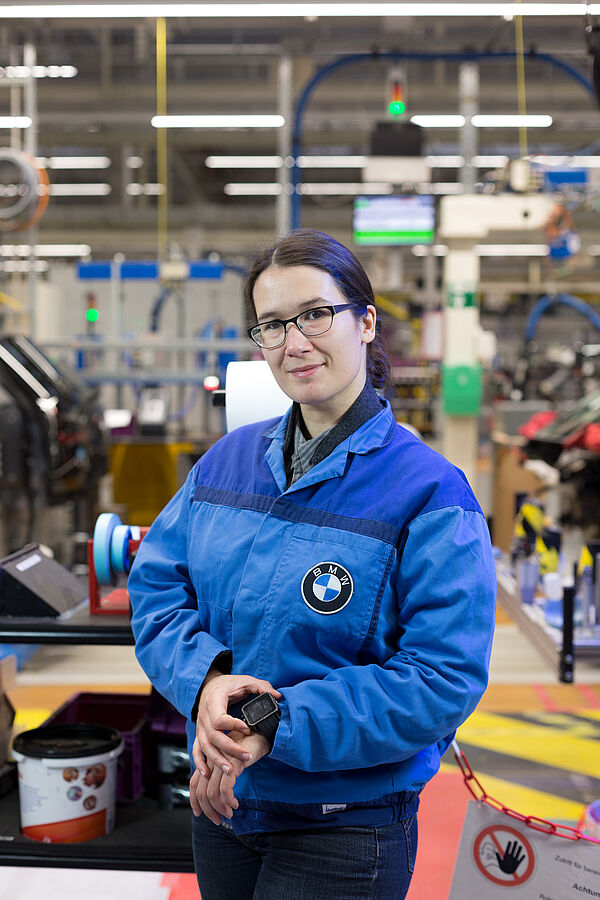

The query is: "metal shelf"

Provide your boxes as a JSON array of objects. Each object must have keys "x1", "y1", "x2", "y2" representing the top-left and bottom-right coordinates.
[
  {"x1": 0, "y1": 609, "x2": 195, "y2": 872},
  {"x1": 0, "y1": 609, "x2": 133, "y2": 644},
  {"x1": 496, "y1": 567, "x2": 600, "y2": 682},
  {"x1": 0, "y1": 788, "x2": 193, "y2": 871}
]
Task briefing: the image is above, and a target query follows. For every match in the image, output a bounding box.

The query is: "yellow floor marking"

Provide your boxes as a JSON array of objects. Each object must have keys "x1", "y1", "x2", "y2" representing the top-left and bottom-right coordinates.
[
  {"x1": 457, "y1": 711, "x2": 600, "y2": 778},
  {"x1": 13, "y1": 708, "x2": 53, "y2": 731},
  {"x1": 566, "y1": 708, "x2": 600, "y2": 721},
  {"x1": 518, "y1": 711, "x2": 600, "y2": 739},
  {"x1": 440, "y1": 762, "x2": 584, "y2": 822}
]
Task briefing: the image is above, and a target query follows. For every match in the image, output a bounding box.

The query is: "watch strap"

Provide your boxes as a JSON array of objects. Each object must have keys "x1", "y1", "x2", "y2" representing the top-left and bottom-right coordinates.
[{"x1": 228, "y1": 694, "x2": 281, "y2": 749}]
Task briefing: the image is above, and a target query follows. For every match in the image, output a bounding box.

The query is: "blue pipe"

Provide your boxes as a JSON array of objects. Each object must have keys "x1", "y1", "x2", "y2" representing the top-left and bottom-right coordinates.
[
  {"x1": 291, "y1": 50, "x2": 594, "y2": 230},
  {"x1": 222, "y1": 262, "x2": 249, "y2": 278},
  {"x1": 149, "y1": 286, "x2": 172, "y2": 332},
  {"x1": 525, "y1": 293, "x2": 600, "y2": 343}
]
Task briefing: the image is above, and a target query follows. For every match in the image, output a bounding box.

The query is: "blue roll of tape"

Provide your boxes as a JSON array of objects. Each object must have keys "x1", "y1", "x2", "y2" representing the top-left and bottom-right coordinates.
[
  {"x1": 93, "y1": 513, "x2": 121, "y2": 586},
  {"x1": 110, "y1": 524, "x2": 132, "y2": 576}
]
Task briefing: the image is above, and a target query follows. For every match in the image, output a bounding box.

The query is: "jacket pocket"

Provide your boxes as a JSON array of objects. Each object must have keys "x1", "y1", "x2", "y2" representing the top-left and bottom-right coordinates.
[
  {"x1": 261, "y1": 524, "x2": 395, "y2": 674},
  {"x1": 196, "y1": 599, "x2": 232, "y2": 648}
]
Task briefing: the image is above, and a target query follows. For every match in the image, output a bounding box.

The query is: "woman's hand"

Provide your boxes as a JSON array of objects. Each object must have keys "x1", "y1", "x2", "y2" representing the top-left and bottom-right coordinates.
[
  {"x1": 194, "y1": 670, "x2": 281, "y2": 775},
  {"x1": 190, "y1": 731, "x2": 270, "y2": 824}
]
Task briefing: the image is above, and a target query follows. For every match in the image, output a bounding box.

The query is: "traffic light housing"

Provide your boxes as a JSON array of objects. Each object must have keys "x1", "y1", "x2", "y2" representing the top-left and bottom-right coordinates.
[{"x1": 387, "y1": 66, "x2": 406, "y2": 118}]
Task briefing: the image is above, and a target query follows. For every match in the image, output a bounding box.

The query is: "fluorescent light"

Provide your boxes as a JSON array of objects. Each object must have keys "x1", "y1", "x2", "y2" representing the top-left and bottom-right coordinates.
[
  {"x1": 528, "y1": 154, "x2": 600, "y2": 167},
  {"x1": 224, "y1": 182, "x2": 393, "y2": 195},
  {"x1": 0, "y1": 65, "x2": 77, "y2": 78},
  {"x1": 0, "y1": 244, "x2": 91, "y2": 257},
  {"x1": 300, "y1": 182, "x2": 392, "y2": 194},
  {"x1": 473, "y1": 155, "x2": 509, "y2": 166},
  {"x1": 0, "y1": 116, "x2": 31, "y2": 128},
  {"x1": 410, "y1": 115, "x2": 466, "y2": 128},
  {"x1": 475, "y1": 244, "x2": 549, "y2": 256},
  {"x1": 126, "y1": 182, "x2": 166, "y2": 195},
  {"x1": 0, "y1": 6, "x2": 595, "y2": 21},
  {"x1": 425, "y1": 154, "x2": 510, "y2": 168},
  {"x1": 425, "y1": 155, "x2": 465, "y2": 168},
  {"x1": 297, "y1": 155, "x2": 368, "y2": 168},
  {"x1": 49, "y1": 183, "x2": 112, "y2": 196},
  {"x1": 413, "y1": 114, "x2": 552, "y2": 129},
  {"x1": 125, "y1": 155, "x2": 144, "y2": 168},
  {"x1": 152, "y1": 115, "x2": 284, "y2": 128},
  {"x1": 38, "y1": 156, "x2": 111, "y2": 169},
  {"x1": 206, "y1": 155, "x2": 284, "y2": 168},
  {"x1": 224, "y1": 183, "x2": 283, "y2": 195},
  {"x1": 206, "y1": 154, "x2": 368, "y2": 168},
  {"x1": 416, "y1": 243, "x2": 550, "y2": 257},
  {"x1": 472, "y1": 114, "x2": 552, "y2": 127},
  {"x1": 0, "y1": 259, "x2": 48, "y2": 273}
]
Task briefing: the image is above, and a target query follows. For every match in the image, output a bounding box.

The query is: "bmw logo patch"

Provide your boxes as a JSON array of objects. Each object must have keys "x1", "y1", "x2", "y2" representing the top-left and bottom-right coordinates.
[{"x1": 301, "y1": 562, "x2": 354, "y2": 615}]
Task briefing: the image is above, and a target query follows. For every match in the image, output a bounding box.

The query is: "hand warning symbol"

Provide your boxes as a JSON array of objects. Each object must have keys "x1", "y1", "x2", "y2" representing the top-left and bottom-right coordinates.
[{"x1": 496, "y1": 840, "x2": 526, "y2": 875}]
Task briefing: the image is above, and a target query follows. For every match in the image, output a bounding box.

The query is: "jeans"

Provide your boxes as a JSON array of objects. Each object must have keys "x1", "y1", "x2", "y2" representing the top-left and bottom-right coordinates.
[{"x1": 191, "y1": 812, "x2": 418, "y2": 900}]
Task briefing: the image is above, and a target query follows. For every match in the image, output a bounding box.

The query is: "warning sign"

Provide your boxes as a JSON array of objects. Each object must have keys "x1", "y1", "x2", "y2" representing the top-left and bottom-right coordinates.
[
  {"x1": 449, "y1": 802, "x2": 600, "y2": 899},
  {"x1": 473, "y1": 823, "x2": 536, "y2": 886}
]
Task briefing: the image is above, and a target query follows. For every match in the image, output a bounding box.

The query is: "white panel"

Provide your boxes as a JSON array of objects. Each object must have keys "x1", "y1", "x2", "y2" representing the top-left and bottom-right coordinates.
[{"x1": 363, "y1": 156, "x2": 430, "y2": 184}]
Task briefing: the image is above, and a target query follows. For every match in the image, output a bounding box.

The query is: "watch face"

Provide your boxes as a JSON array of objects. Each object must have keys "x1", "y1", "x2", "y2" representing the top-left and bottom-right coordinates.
[{"x1": 243, "y1": 694, "x2": 277, "y2": 726}]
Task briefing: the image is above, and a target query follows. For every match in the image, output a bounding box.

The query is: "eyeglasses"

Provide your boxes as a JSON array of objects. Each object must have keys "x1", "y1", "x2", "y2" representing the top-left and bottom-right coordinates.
[{"x1": 247, "y1": 303, "x2": 360, "y2": 349}]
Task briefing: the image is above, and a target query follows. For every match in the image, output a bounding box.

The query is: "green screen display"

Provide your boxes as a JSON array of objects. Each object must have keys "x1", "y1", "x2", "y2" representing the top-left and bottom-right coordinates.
[{"x1": 353, "y1": 195, "x2": 435, "y2": 246}]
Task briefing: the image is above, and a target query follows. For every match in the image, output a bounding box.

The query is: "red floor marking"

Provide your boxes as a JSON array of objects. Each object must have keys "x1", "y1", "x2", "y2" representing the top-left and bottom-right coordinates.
[
  {"x1": 161, "y1": 872, "x2": 200, "y2": 899},
  {"x1": 576, "y1": 684, "x2": 600, "y2": 708},
  {"x1": 532, "y1": 684, "x2": 559, "y2": 712},
  {"x1": 408, "y1": 769, "x2": 469, "y2": 900}
]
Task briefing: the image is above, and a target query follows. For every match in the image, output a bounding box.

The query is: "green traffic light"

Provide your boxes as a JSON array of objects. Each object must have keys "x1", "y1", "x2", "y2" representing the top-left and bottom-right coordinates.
[
  {"x1": 388, "y1": 100, "x2": 406, "y2": 116},
  {"x1": 86, "y1": 307, "x2": 100, "y2": 323}
]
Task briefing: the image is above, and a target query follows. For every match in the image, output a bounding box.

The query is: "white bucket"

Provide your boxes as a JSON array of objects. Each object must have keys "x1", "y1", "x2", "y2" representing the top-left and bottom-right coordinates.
[{"x1": 12, "y1": 723, "x2": 123, "y2": 843}]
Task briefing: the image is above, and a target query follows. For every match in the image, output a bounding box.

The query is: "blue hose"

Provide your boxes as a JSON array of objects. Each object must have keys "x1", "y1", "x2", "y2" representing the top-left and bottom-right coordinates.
[
  {"x1": 524, "y1": 293, "x2": 600, "y2": 343},
  {"x1": 149, "y1": 286, "x2": 173, "y2": 333},
  {"x1": 291, "y1": 50, "x2": 594, "y2": 230}
]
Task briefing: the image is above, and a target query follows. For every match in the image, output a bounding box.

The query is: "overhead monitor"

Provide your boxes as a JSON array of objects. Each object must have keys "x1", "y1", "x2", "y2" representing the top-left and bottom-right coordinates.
[{"x1": 353, "y1": 194, "x2": 435, "y2": 246}]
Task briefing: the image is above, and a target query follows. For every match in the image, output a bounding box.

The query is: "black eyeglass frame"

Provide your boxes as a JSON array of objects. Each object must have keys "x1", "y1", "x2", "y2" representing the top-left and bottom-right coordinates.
[{"x1": 247, "y1": 303, "x2": 363, "y2": 349}]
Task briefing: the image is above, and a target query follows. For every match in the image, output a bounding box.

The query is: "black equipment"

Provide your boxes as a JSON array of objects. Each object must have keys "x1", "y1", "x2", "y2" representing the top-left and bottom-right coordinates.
[
  {"x1": 0, "y1": 336, "x2": 107, "y2": 551},
  {"x1": 0, "y1": 543, "x2": 88, "y2": 617},
  {"x1": 369, "y1": 121, "x2": 424, "y2": 157}
]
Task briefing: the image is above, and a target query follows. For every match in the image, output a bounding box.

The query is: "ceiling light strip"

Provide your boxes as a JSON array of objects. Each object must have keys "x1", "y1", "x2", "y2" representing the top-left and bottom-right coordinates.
[
  {"x1": 223, "y1": 182, "x2": 473, "y2": 195},
  {"x1": 0, "y1": 116, "x2": 32, "y2": 127},
  {"x1": 0, "y1": 5, "x2": 595, "y2": 21},
  {"x1": 0, "y1": 244, "x2": 91, "y2": 257},
  {"x1": 48, "y1": 184, "x2": 112, "y2": 196},
  {"x1": 37, "y1": 156, "x2": 111, "y2": 169},
  {"x1": 152, "y1": 115, "x2": 284, "y2": 128}
]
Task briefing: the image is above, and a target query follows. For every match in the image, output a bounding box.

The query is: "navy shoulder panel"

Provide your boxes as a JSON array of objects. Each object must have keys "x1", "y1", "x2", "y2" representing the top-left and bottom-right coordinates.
[
  {"x1": 193, "y1": 417, "x2": 282, "y2": 496},
  {"x1": 290, "y1": 424, "x2": 483, "y2": 535}
]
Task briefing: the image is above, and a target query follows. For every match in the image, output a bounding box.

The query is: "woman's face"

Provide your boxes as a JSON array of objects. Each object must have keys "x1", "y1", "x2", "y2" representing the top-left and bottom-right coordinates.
[{"x1": 252, "y1": 264, "x2": 376, "y2": 424}]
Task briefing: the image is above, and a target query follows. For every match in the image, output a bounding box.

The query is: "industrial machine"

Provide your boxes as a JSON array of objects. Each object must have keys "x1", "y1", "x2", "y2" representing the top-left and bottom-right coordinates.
[{"x1": 0, "y1": 334, "x2": 107, "y2": 552}]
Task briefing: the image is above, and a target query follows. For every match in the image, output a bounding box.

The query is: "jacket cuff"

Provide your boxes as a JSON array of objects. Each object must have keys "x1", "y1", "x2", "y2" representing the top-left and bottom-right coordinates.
[{"x1": 190, "y1": 650, "x2": 233, "y2": 721}]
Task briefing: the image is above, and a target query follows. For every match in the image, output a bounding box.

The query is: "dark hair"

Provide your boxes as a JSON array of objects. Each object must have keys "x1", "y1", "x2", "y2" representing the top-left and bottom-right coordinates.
[{"x1": 244, "y1": 228, "x2": 391, "y2": 392}]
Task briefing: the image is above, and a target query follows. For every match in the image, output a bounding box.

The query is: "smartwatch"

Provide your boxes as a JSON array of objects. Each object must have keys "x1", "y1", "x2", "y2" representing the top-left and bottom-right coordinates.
[{"x1": 229, "y1": 694, "x2": 281, "y2": 746}]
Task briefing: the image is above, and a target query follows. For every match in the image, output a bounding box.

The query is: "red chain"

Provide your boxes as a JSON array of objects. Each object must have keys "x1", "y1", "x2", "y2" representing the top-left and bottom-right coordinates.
[{"x1": 452, "y1": 741, "x2": 600, "y2": 845}]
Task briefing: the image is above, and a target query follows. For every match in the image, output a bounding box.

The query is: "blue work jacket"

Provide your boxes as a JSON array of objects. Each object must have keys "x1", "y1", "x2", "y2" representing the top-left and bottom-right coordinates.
[{"x1": 128, "y1": 401, "x2": 496, "y2": 833}]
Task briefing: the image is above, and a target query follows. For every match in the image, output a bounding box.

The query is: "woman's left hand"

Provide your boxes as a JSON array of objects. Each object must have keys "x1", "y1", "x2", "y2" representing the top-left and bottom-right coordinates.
[{"x1": 190, "y1": 731, "x2": 270, "y2": 823}]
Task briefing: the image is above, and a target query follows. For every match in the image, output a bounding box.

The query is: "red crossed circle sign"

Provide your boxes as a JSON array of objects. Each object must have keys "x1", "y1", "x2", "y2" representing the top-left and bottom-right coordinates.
[{"x1": 473, "y1": 823, "x2": 536, "y2": 887}]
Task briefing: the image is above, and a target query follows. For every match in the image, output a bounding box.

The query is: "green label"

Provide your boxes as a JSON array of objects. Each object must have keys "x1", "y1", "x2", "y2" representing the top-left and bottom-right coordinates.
[
  {"x1": 446, "y1": 286, "x2": 477, "y2": 308},
  {"x1": 354, "y1": 230, "x2": 434, "y2": 245}
]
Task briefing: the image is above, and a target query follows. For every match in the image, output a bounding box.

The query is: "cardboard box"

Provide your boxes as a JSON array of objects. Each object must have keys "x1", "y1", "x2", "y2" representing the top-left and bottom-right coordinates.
[{"x1": 492, "y1": 434, "x2": 547, "y2": 553}]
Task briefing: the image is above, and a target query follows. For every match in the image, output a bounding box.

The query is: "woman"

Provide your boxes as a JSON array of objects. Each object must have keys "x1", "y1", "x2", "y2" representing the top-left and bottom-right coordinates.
[{"x1": 128, "y1": 228, "x2": 496, "y2": 900}]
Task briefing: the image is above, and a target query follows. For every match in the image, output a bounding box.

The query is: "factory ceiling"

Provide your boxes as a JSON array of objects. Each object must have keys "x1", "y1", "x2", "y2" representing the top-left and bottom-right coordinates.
[{"x1": 1, "y1": 5, "x2": 600, "y2": 259}]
